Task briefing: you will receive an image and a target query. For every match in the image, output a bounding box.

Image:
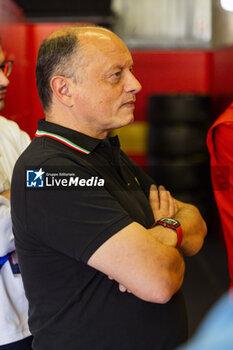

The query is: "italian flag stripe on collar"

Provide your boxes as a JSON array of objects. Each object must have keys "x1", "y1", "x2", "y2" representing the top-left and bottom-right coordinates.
[{"x1": 35, "y1": 130, "x2": 90, "y2": 154}]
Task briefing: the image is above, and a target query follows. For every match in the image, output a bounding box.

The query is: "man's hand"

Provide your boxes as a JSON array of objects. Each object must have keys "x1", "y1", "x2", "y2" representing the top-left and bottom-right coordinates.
[
  {"x1": 149, "y1": 183, "x2": 207, "y2": 255},
  {"x1": 149, "y1": 184, "x2": 178, "y2": 221},
  {"x1": 108, "y1": 276, "x2": 131, "y2": 293},
  {"x1": 149, "y1": 184, "x2": 207, "y2": 254}
]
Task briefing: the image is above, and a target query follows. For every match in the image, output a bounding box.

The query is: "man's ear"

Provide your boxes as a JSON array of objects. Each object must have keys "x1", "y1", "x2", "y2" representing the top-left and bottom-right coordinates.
[{"x1": 50, "y1": 76, "x2": 73, "y2": 107}]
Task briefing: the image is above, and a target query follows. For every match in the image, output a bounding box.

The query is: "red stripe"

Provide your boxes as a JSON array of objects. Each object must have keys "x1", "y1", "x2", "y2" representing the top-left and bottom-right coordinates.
[{"x1": 35, "y1": 133, "x2": 88, "y2": 154}]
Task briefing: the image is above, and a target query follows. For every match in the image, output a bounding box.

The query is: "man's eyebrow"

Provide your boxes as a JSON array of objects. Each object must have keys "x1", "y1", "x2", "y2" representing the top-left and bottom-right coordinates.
[
  {"x1": 105, "y1": 62, "x2": 134, "y2": 74},
  {"x1": 106, "y1": 64, "x2": 123, "y2": 72}
]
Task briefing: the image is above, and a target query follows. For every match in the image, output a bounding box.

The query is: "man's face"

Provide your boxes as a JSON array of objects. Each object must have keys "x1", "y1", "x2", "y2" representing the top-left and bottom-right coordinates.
[
  {"x1": 71, "y1": 31, "x2": 142, "y2": 139},
  {"x1": 0, "y1": 46, "x2": 9, "y2": 111}
]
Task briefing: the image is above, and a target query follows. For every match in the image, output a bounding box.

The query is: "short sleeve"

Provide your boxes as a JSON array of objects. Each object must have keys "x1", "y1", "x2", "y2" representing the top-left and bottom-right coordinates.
[{"x1": 26, "y1": 172, "x2": 133, "y2": 263}]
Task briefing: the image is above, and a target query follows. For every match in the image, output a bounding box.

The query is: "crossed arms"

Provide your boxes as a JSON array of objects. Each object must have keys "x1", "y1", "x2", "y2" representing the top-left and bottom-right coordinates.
[{"x1": 88, "y1": 185, "x2": 207, "y2": 304}]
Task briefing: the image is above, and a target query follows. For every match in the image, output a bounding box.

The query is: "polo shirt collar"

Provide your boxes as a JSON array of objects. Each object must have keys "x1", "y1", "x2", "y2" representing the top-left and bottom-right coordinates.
[{"x1": 36, "y1": 119, "x2": 102, "y2": 154}]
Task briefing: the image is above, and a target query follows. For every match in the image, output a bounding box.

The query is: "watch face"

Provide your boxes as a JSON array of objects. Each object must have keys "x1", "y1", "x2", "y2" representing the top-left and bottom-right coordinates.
[{"x1": 159, "y1": 217, "x2": 180, "y2": 228}]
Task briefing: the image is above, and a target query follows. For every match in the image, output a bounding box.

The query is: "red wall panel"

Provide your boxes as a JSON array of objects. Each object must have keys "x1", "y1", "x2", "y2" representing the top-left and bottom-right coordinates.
[
  {"x1": 1, "y1": 20, "x2": 233, "y2": 138},
  {"x1": 2, "y1": 24, "x2": 36, "y2": 134},
  {"x1": 132, "y1": 50, "x2": 212, "y2": 121},
  {"x1": 211, "y1": 47, "x2": 233, "y2": 119}
]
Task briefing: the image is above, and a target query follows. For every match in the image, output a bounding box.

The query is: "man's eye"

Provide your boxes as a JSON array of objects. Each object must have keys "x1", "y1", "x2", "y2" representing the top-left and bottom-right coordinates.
[{"x1": 112, "y1": 71, "x2": 121, "y2": 77}]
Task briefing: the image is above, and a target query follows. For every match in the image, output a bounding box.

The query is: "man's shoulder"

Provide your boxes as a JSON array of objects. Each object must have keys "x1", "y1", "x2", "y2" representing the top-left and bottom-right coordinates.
[{"x1": 14, "y1": 136, "x2": 90, "y2": 173}]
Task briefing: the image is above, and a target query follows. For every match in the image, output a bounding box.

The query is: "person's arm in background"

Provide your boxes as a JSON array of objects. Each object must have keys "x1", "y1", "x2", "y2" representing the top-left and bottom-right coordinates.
[
  {"x1": 210, "y1": 122, "x2": 233, "y2": 288},
  {"x1": 0, "y1": 118, "x2": 30, "y2": 257},
  {"x1": 0, "y1": 158, "x2": 14, "y2": 256},
  {"x1": 0, "y1": 190, "x2": 15, "y2": 256}
]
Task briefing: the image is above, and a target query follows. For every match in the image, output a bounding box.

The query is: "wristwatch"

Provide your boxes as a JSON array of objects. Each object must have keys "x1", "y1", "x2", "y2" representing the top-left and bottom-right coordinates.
[{"x1": 154, "y1": 217, "x2": 183, "y2": 247}]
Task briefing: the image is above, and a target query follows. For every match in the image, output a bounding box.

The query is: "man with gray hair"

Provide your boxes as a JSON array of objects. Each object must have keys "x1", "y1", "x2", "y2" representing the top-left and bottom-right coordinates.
[{"x1": 11, "y1": 25, "x2": 207, "y2": 350}]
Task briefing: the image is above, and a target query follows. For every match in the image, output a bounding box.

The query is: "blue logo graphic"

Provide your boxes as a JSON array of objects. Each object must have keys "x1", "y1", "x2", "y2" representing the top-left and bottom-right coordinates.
[{"x1": 26, "y1": 168, "x2": 45, "y2": 188}]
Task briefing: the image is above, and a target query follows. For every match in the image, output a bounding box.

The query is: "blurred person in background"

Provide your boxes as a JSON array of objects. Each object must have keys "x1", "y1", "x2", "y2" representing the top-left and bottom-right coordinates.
[
  {"x1": 207, "y1": 103, "x2": 233, "y2": 290},
  {"x1": 176, "y1": 291, "x2": 233, "y2": 350},
  {"x1": 0, "y1": 39, "x2": 32, "y2": 349}
]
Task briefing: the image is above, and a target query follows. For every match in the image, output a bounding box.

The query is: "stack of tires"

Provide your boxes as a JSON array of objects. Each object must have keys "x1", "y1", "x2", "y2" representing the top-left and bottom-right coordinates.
[{"x1": 147, "y1": 94, "x2": 212, "y2": 222}]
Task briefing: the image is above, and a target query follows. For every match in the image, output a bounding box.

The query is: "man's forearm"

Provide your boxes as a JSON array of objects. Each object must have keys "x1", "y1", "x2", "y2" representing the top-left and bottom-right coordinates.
[{"x1": 89, "y1": 222, "x2": 185, "y2": 303}]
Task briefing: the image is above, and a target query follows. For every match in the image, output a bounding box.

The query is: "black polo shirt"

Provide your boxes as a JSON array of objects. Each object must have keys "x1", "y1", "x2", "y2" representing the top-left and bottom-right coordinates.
[{"x1": 11, "y1": 119, "x2": 187, "y2": 350}]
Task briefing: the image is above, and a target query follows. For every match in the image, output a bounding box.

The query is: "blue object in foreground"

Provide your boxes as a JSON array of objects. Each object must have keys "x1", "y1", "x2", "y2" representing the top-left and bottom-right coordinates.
[{"x1": 177, "y1": 292, "x2": 233, "y2": 350}]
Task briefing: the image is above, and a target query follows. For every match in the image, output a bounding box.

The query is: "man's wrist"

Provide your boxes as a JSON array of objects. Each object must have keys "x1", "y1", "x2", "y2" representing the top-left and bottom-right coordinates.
[
  {"x1": 159, "y1": 226, "x2": 178, "y2": 247},
  {"x1": 153, "y1": 218, "x2": 183, "y2": 248},
  {"x1": 151, "y1": 224, "x2": 178, "y2": 247}
]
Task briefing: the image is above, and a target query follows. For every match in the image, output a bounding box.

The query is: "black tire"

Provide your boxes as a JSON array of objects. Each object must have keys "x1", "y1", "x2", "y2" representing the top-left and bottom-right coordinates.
[
  {"x1": 147, "y1": 155, "x2": 210, "y2": 191},
  {"x1": 170, "y1": 188, "x2": 214, "y2": 226},
  {"x1": 148, "y1": 124, "x2": 208, "y2": 156},
  {"x1": 148, "y1": 94, "x2": 211, "y2": 124}
]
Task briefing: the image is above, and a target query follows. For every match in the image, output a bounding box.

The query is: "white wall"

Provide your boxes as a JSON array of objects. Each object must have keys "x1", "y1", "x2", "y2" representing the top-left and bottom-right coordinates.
[
  {"x1": 212, "y1": 0, "x2": 233, "y2": 47},
  {"x1": 112, "y1": 0, "x2": 233, "y2": 48},
  {"x1": 112, "y1": 0, "x2": 212, "y2": 48}
]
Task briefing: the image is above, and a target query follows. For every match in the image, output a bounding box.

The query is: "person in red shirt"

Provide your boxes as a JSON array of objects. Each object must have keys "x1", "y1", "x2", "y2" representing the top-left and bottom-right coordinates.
[{"x1": 207, "y1": 102, "x2": 233, "y2": 289}]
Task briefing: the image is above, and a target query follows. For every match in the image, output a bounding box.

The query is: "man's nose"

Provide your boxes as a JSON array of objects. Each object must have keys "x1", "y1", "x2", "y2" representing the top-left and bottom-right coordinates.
[
  {"x1": 125, "y1": 71, "x2": 142, "y2": 94},
  {"x1": 0, "y1": 70, "x2": 10, "y2": 87}
]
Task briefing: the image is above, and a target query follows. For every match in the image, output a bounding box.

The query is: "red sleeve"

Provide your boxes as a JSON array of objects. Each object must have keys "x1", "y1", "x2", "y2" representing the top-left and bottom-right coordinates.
[
  {"x1": 214, "y1": 123, "x2": 233, "y2": 165},
  {"x1": 212, "y1": 122, "x2": 233, "y2": 287}
]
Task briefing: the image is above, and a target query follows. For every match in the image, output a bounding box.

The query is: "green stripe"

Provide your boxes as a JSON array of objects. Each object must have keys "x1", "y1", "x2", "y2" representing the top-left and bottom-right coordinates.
[{"x1": 36, "y1": 130, "x2": 90, "y2": 154}]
